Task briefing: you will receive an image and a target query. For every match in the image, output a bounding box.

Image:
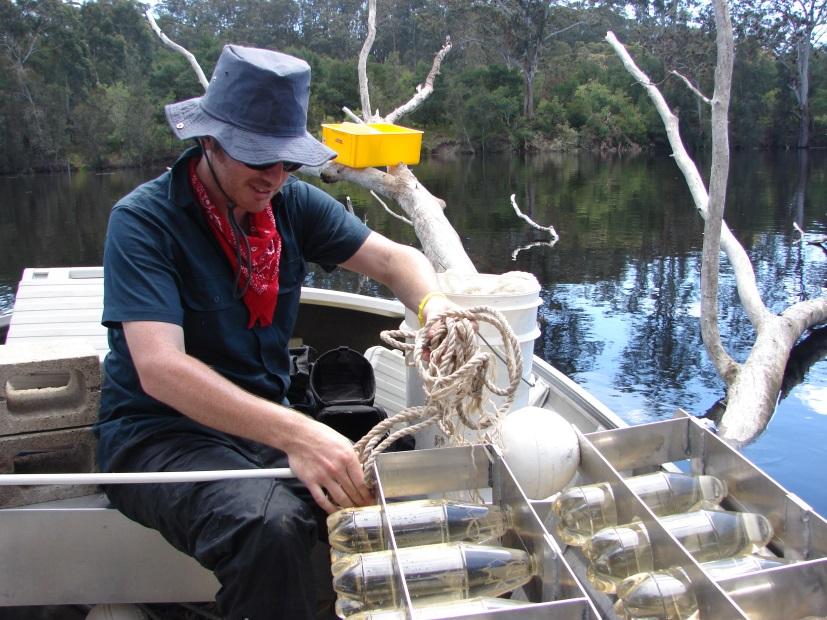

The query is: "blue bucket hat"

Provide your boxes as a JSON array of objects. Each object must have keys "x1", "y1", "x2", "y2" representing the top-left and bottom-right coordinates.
[{"x1": 165, "y1": 45, "x2": 336, "y2": 167}]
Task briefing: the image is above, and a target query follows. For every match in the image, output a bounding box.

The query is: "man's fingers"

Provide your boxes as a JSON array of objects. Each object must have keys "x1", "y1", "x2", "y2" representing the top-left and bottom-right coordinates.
[
  {"x1": 314, "y1": 471, "x2": 372, "y2": 514},
  {"x1": 310, "y1": 484, "x2": 338, "y2": 515},
  {"x1": 345, "y1": 461, "x2": 374, "y2": 506},
  {"x1": 325, "y1": 471, "x2": 371, "y2": 509}
]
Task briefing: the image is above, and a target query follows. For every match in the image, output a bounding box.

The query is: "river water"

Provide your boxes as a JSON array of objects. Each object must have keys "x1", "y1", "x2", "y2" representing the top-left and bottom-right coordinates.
[{"x1": 1, "y1": 150, "x2": 826, "y2": 515}]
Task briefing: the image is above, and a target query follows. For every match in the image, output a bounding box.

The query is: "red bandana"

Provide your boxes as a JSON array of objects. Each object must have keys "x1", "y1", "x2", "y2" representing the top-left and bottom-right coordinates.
[{"x1": 189, "y1": 157, "x2": 282, "y2": 328}]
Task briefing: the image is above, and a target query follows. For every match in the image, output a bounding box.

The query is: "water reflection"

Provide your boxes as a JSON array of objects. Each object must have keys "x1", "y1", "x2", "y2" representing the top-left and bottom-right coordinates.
[
  {"x1": 0, "y1": 168, "x2": 162, "y2": 281},
  {"x1": 1, "y1": 151, "x2": 826, "y2": 513}
]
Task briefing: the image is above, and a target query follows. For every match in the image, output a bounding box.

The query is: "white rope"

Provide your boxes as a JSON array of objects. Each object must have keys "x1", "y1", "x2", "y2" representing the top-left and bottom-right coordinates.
[{"x1": 355, "y1": 305, "x2": 523, "y2": 487}]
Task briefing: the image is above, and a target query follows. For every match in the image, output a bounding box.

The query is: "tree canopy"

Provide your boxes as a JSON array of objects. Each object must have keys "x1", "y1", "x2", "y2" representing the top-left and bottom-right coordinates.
[{"x1": 1, "y1": 0, "x2": 825, "y2": 174}]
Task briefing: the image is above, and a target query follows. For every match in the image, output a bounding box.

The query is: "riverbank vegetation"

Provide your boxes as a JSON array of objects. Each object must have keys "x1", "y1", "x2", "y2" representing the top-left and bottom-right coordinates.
[{"x1": 1, "y1": 0, "x2": 825, "y2": 174}]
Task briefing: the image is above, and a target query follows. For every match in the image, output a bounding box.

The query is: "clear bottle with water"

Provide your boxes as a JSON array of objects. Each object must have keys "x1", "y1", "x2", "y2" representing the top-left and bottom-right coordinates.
[
  {"x1": 553, "y1": 472, "x2": 728, "y2": 546},
  {"x1": 331, "y1": 542, "x2": 535, "y2": 616},
  {"x1": 327, "y1": 499, "x2": 510, "y2": 553},
  {"x1": 613, "y1": 555, "x2": 791, "y2": 619},
  {"x1": 345, "y1": 596, "x2": 528, "y2": 619},
  {"x1": 583, "y1": 510, "x2": 773, "y2": 593}
]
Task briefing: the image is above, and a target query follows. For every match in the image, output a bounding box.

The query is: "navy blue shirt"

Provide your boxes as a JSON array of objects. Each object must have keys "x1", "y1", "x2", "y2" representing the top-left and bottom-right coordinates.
[{"x1": 96, "y1": 147, "x2": 371, "y2": 471}]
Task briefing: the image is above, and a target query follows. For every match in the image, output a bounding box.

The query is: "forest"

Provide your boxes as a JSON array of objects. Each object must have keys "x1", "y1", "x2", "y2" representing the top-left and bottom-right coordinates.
[{"x1": 1, "y1": 0, "x2": 826, "y2": 174}]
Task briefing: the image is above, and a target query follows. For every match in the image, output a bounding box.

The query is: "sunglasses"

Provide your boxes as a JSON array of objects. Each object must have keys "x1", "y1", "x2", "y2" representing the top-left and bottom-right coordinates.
[
  {"x1": 208, "y1": 140, "x2": 303, "y2": 173},
  {"x1": 242, "y1": 160, "x2": 302, "y2": 173}
]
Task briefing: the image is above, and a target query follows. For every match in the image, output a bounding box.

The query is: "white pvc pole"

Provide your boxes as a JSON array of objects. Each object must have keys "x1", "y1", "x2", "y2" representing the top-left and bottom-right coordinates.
[{"x1": 0, "y1": 468, "x2": 296, "y2": 486}]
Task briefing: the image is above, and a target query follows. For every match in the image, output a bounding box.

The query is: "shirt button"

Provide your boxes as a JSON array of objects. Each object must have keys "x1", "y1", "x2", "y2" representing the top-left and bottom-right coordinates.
[{"x1": 213, "y1": 295, "x2": 220, "y2": 302}]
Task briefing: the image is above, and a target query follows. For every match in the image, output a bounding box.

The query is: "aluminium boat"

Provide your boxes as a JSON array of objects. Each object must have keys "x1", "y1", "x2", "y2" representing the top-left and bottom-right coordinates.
[{"x1": 1, "y1": 267, "x2": 825, "y2": 619}]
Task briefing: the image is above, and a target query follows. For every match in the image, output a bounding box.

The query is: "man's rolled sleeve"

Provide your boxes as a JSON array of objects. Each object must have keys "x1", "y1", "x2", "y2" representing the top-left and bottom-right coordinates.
[
  {"x1": 294, "y1": 182, "x2": 371, "y2": 267},
  {"x1": 103, "y1": 204, "x2": 184, "y2": 328}
]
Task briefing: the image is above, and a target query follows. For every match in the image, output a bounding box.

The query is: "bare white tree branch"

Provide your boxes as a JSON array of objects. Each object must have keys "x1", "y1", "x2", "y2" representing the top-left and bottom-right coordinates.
[
  {"x1": 357, "y1": 0, "x2": 377, "y2": 121},
  {"x1": 318, "y1": 0, "x2": 472, "y2": 273},
  {"x1": 371, "y1": 190, "x2": 412, "y2": 225},
  {"x1": 701, "y1": 0, "x2": 736, "y2": 384},
  {"x1": 385, "y1": 36, "x2": 453, "y2": 125},
  {"x1": 607, "y1": 10, "x2": 827, "y2": 445},
  {"x1": 670, "y1": 70, "x2": 711, "y2": 105},
  {"x1": 342, "y1": 107, "x2": 363, "y2": 123},
  {"x1": 145, "y1": 10, "x2": 208, "y2": 90},
  {"x1": 607, "y1": 31, "x2": 770, "y2": 333},
  {"x1": 509, "y1": 193, "x2": 559, "y2": 241},
  {"x1": 304, "y1": 162, "x2": 475, "y2": 272}
]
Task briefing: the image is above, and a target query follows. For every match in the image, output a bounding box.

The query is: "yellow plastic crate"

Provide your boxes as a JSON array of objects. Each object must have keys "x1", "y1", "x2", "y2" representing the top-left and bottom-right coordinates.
[{"x1": 321, "y1": 122, "x2": 423, "y2": 168}]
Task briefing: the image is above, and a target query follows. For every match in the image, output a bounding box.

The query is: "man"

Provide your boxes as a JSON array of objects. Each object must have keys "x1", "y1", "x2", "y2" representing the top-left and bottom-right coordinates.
[{"x1": 95, "y1": 44, "x2": 452, "y2": 619}]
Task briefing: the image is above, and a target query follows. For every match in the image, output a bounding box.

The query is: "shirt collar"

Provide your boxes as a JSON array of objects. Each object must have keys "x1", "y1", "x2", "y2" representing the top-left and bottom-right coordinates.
[{"x1": 168, "y1": 145, "x2": 202, "y2": 209}]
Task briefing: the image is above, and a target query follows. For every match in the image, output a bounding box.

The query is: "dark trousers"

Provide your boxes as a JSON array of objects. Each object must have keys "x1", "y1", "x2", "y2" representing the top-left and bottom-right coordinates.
[{"x1": 104, "y1": 430, "x2": 328, "y2": 620}]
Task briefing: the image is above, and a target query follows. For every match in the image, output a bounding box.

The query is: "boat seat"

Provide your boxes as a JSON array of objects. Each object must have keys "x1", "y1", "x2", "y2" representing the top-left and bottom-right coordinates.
[
  {"x1": 6, "y1": 267, "x2": 108, "y2": 360},
  {"x1": 1, "y1": 267, "x2": 402, "y2": 607},
  {"x1": 0, "y1": 270, "x2": 218, "y2": 606}
]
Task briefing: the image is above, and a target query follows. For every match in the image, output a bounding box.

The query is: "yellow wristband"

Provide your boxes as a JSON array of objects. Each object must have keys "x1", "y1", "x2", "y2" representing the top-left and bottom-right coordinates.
[{"x1": 417, "y1": 291, "x2": 448, "y2": 327}]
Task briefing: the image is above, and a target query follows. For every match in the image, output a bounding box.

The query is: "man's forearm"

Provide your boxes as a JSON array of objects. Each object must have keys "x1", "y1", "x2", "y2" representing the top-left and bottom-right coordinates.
[
  {"x1": 383, "y1": 245, "x2": 441, "y2": 312},
  {"x1": 136, "y1": 343, "x2": 311, "y2": 452},
  {"x1": 341, "y1": 233, "x2": 442, "y2": 316}
]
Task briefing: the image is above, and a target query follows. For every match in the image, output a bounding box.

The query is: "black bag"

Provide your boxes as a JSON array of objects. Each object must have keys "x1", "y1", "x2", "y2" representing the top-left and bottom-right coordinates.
[
  {"x1": 310, "y1": 346, "x2": 375, "y2": 408},
  {"x1": 288, "y1": 346, "x2": 413, "y2": 450},
  {"x1": 316, "y1": 404, "x2": 388, "y2": 444},
  {"x1": 310, "y1": 347, "x2": 384, "y2": 443},
  {"x1": 285, "y1": 345, "x2": 317, "y2": 416}
]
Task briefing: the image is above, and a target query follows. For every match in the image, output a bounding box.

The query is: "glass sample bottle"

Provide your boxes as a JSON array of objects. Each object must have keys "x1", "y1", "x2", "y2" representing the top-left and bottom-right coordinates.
[
  {"x1": 613, "y1": 555, "x2": 791, "y2": 619},
  {"x1": 553, "y1": 472, "x2": 728, "y2": 546},
  {"x1": 583, "y1": 510, "x2": 773, "y2": 593},
  {"x1": 345, "y1": 596, "x2": 528, "y2": 619},
  {"x1": 327, "y1": 499, "x2": 509, "y2": 553},
  {"x1": 332, "y1": 542, "x2": 536, "y2": 616}
]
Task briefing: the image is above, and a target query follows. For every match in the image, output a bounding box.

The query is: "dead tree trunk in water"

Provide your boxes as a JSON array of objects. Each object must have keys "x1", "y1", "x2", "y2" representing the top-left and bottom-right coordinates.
[{"x1": 607, "y1": 0, "x2": 827, "y2": 445}]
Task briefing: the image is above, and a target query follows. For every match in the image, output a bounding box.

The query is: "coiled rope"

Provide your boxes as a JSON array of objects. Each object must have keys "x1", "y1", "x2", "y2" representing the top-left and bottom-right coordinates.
[{"x1": 354, "y1": 305, "x2": 523, "y2": 487}]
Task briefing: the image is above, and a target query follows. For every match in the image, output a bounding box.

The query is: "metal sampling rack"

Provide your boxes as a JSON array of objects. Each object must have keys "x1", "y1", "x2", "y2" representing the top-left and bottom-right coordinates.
[{"x1": 369, "y1": 411, "x2": 827, "y2": 619}]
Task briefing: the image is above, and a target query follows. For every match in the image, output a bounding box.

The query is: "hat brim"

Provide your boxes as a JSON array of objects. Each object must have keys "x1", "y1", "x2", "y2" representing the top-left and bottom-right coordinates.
[{"x1": 166, "y1": 98, "x2": 337, "y2": 167}]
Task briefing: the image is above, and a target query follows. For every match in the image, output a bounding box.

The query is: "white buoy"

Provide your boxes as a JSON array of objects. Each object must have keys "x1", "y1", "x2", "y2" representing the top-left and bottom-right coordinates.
[
  {"x1": 500, "y1": 406, "x2": 580, "y2": 500},
  {"x1": 85, "y1": 604, "x2": 147, "y2": 620}
]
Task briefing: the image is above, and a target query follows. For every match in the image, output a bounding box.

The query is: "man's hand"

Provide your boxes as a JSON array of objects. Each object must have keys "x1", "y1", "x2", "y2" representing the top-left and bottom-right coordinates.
[
  {"x1": 419, "y1": 293, "x2": 477, "y2": 363},
  {"x1": 286, "y1": 419, "x2": 374, "y2": 514},
  {"x1": 420, "y1": 292, "x2": 456, "y2": 326}
]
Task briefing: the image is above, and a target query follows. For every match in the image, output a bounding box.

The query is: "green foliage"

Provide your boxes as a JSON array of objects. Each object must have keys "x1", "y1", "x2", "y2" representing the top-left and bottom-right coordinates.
[
  {"x1": 731, "y1": 41, "x2": 781, "y2": 148},
  {"x1": 810, "y1": 49, "x2": 827, "y2": 148},
  {"x1": 299, "y1": 50, "x2": 359, "y2": 127},
  {"x1": 534, "y1": 97, "x2": 566, "y2": 135},
  {"x1": 366, "y1": 54, "x2": 419, "y2": 118},
  {"x1": 443, "y1": 65, "x2": 523, "y2": 151},
  {"x1": 0, "y1": 0, "x2": 821, "y2": 173},
  {"x1": 569, "y1": 80, "x2": 648, "y2": 149}
]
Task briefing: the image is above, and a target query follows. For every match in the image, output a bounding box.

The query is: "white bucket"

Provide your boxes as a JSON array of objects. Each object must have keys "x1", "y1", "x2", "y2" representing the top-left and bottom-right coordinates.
[
  {"x1": 403, "y1": 298, "x2": 541, "y2": 342},
  {"x1": 406, "y1": 271, "x2": 542, "y2": 449}
]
